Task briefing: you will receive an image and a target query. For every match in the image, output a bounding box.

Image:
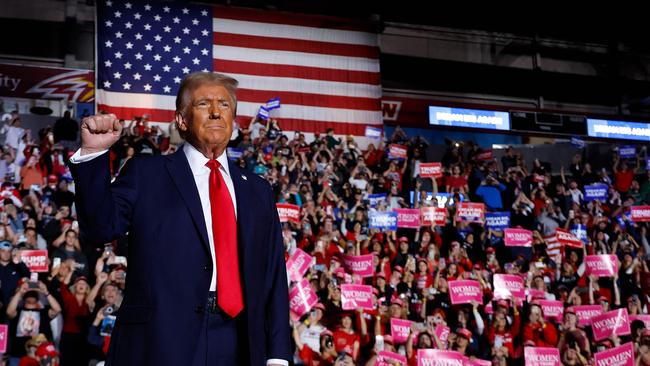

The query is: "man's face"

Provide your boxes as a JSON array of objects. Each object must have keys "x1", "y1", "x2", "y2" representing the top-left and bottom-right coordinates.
[
  {"x1": 179, "y1": 84, "x2": 234, "y2": 151},
  {"x1": 0, "y1": 248, "x2": 11, "y2": 262}
]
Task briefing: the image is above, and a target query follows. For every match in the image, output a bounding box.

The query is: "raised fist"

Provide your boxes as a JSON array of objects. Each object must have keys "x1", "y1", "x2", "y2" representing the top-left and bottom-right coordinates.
[{"x1": 80, "y1": 113, "x2": 123, "y2": 155}]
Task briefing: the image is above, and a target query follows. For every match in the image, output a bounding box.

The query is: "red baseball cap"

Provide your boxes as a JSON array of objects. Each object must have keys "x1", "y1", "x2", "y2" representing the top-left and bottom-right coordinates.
[
  {"x1": 391, "y1": 298, "x2": 405, "y2": 307},
  {"x1": 36, "y1": 342, "x2": 58, "y2": 357},
  {"x1": 456, "y1": 328, "x2": 473, "y2": 341}
]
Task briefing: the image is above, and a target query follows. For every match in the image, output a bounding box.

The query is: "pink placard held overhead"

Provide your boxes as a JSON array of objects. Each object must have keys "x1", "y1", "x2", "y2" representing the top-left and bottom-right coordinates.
[
  {"x1": 390, "y1": 318, "x2": 413, "y2": 344},
  {"x1": 395, "y1": 208, "x2": 422, "y2": 228},
  {"x1": 448, "y1": 280, "x2": 483, "y2": 305},
  {"x1": 504, "y1": 228, "x2": 533, "y2": 247},
  {"x1": 539, "y1": 300, "x2": 564, "y2": 322},
  {"x1": 435, "y1": 324, "x2": 451, "y2": 349},
  {"x1": 585, "y1": 255, "x2": 618, "y2": 277},
  {"x1": 524, "y1": 347, "x2": 561, "y2": 366},
  {"x1": 418, "y1": 349, "x2": 465, "y2": 366},
  {"x1": 630, "y1": 315, "x2": 650, "y2": 329},
  {"x1": 276, "y1": 203, "x2": 301, "y2": 223},
  {"x1": 591, "y1": 308, "x2": 631, "y2": 341},
  {"x1": 342, "y1": 254, "x2": 375, "y2": 278},
  {"x1": 555, "y1": 228, "x2": 583, "y2": 248},
  {"x1": 594, "y1": 342, "x2": 635, "y2": 366},
  {"x1": 493, "y1": 274, "x2": 525, "y2": 300},
  {"x1": 456, "y1": 202, "x2": 485, "y2": 223},
  {"x1": 420, "y1": 162, "x2": 443, "y2": 178},
  {"x1": 20, "y1": 250, "x2": 49, "y2": 273},
  {"x1": 630, "y1": 205, "x2": 650, "y2": 222},
  {"x1": 573, "y1": 305, "x2": 603, "y2": 327},
  {"x1": 389, "y1": 144, "x2": 408, "y2": 160},
  {"x1": 377, "y1": 351, "x2": 408, "y2": 366},
  {"x1": 0, "y1": 324, "x2": 7, "y2": 354},
  {"x1": 341, "y1": 284, "x2": 375, "y2": 311},
  {"x1": 288, "y1": 279, "x2": 318, "y2": 321},
  {"x1": 285, "y1": 248, "x2": 313, "y2": 282}
]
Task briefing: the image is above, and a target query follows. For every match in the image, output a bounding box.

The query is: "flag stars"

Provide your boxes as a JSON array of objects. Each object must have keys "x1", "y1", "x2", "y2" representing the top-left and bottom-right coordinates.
[
  {"x1": 115, "y1": 31, "x2": 123, "y2": 38},
  {"x1": 144, "y1": 23, "x2": 152, "y2": 31},
  {"x1": 125, "y1": 22, "x2": 132, "y2": 29},
  {"x1": 182, "y1": 27, "x2": 190, "y2": 34},
  {"x1": 202, "y1": 68, "x2": 209, "y2": 72},
  {"x1": 104, "y1": 60, "x2": 112, "y2": 67},
  {"x1": 173, "y1": 36, "x2": 181, "y2": 44},
  {"x1": 114, "y1": 11, "x2": 122, "y2": 18},
  {"x1": 163, "y1": 25, "x2": 171, "y2": 33},
  {"x1": 163, "y1": 45, "x2": 171, "y2": 52},
  {"x1": 144, "y1": 64, "x2": 152, "y2": 70},
  {"x1": 153, "y1": 54, "x2": 162, "y2": 61},
  {"x1": 106, "y1": 0, "x2": 113, "y2": 6},
  {"x1": 182, "y1": 8, "x2": 189, "y2": 14},
  {"x1": 192, "y1": 57, "x2": 200, "y2": 65},
  {"x1": 182, "y1": 67, "x2": 190, "y2": 74},
  {"x1": 114, "y1": 51, "x2": 123, "y2": 59},
  {"x1": 134, "y1": 53, "x2": 143, "y2": 60},
  {"x1": 192, "y1": 18, "x2": 199, "y2": 25},
  {"x1": 104, "y1": 40, "x2": 113, "y2": 48},
  {"x1": 192, "y1": 38, "x2": 199, "y2": 45},
  {"x1": 103, "y1": 80, "x2": 111, "y2": 88},
  {"x1": 163, "y1": 65, "x2": 171, "y2": 72},
  {"x1": 144, "y1": 84, "x2": 152, "y2": 91},
  {"x1": 113, "y1": 72, "x2": 122, "y2": 79},
  {"x1": 200, "y1": 48, "x2": 209, "y2": 56},
  {"x1": 201, "y1": 29, "x2": 209, "y2": 36},
  {"x1": 144, "y1": 4, "x2": 151, "y2": 11},
  {"x1": 172, "y1": 17, "x2": 180, "y2": 24},
  {"x1": 134, "y1": 13, "x2": 141, "y2": 20},
  {"x1": 122, "y1": 82, "x2": 131, "y2": 90},
  {"x1": 201, "y1": 10, "x2": 208, "y2": 16},
  {"x1": 145, "y1": 43, "x2": 153, "y2": 51},
  {"x1": 183, "y1": 47, "x2": 191, "y2": 54},
  {"x1": 173, "y1": 56, "x2": 181, "y2": 63},
  {"x1": 133, "y1": 73, "x2": 142, "y2": 80},
  {"x1": 124, "y1": 62, "x2": 132, "y2": 69},
  {"x1": 174, "y1": 76, "x2": 181, "y2": 83},
  {"x1": 163, "y1": 85, "x2": 171, "y2": 93},
  {"x1": 163, "y1": 6, "x2": 170, "y2": 12},
  {"x1": 124, "y1": 2, "x2": 132, "y2": 9},
  {"x1": 153, "y1": 74, "x2": 161, "y2": 81},
  {"x1": 105, "y1": 20, "x2": 113, "y2": 27},
  {"x1": 125, "y1": 42, "x2": 133, "y2": 49},
  {"x1": 154, "y1": 14, "x2": 161, "y2": 21},
  {"x1": 154, "y1": 34, "x2": 162, "y2": 42},
  {"x1": 135, "y1": 33, "x2": 143, "y2": 40}
]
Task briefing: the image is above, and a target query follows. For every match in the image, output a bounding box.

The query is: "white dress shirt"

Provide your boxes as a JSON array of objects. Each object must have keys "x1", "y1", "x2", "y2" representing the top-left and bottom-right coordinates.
[{"x1": 70, "y1": 146, "x2": 287, "y2": 366}]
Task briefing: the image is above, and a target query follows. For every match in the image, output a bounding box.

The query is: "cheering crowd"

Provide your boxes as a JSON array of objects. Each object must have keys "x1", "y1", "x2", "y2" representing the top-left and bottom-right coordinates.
[{"x1": 0, "y1": 111, "x2": 649, "y2": 366}]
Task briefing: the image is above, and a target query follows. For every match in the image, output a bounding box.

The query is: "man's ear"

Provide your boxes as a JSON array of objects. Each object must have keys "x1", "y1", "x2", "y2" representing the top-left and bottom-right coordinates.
[{"x1": 175, "y1": 112, "x2": 188, "y2": 132}]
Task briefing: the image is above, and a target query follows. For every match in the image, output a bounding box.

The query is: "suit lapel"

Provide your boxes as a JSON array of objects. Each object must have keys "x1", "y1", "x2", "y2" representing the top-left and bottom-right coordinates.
[{"x1": 165, "y1": 148, "x2": 211, "y2": 255}]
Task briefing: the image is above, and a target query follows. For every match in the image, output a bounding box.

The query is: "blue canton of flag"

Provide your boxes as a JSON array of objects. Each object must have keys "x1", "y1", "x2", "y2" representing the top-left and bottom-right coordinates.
[
  {"x1": 265, "y1": 97, "x2": 281, "y2": 110},
  {"x1": 97, "y1": 0, "x2": 213, "y2": 96},
  {"x1": 257, "y1": 106, "x2": 270, "y2": 120}
]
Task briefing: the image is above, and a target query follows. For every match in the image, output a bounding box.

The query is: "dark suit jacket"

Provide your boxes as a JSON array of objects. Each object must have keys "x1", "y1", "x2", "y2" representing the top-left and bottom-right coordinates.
[{"x1": 70, "y1": 147, "x2": 291, "y2": 366}]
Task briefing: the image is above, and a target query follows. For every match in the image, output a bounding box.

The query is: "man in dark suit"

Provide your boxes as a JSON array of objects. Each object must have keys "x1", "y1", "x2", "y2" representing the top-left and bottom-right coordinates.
[{"x1": 69, "y1": 72, "x2": 291, "y2": 366}]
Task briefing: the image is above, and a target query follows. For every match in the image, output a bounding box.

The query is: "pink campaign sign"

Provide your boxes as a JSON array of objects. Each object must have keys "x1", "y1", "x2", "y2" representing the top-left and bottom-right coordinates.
[
  {"x1": 341, "y1": 284, "x2": 375, "y2": 311},
  {"x1": 585, "y1": 255, "x2": 618, "y2": 277},
  {"x1": 418, "y1": 349, "x2": 465, "y2": 366},
  {"x1": 504, "y1": 228, "x2": 533, "y2": 247},
  {"x1": 377, "y1": 351, "x2": 408, "y2": 366},
  {"x1": 390, "y1": 318, "x2": 413, "y2": 344},
  {"x1": 20, "y1": 250, "x2": 49, "y2": 272},
  {"x1": 435, "y1": 324, "x2": 451, "y2": 349},
  {"x1": 573, "y1": 305, "x2": 603, "y2": 327},
  {"x1": 631, "y1": 315, "x2": 650, "y2": 329},
  {"x1": 285, "y1": 248, "x2": 313, "y2": 282},
  {"x1": 630, "y1": 205, "x2": 650, "y2": 222},
  {"x1": 395, "y1": 208, "x2": 422, "y2": 228},
  {"x1": 594, "y1": 342, "x2": 635, "y2": 366},
  {"x1": 342, "y1": 254, "x2": 375, "y2": 278},
  {"x1": 288, "y1": 279, "x2": 318, "y2": 321},
  {"x1": 465, "y1": 358, "x2": 492, "y2": 366},
  {"x1": 0, "y1": 324, "x2": 7, "y2": 354},
  {"x1": 527, "y1": 289, "x2": 545, "y2": 302},
  {"x1": 524, "y1": 347, "x2": 561, "y2": 366},
  {"x1": 493, "y1": 274, "x2": 525, "y2": 300},
  {"x1": 592, "y1": 308, "x2": 631, "y2": 341},
  {"x1": 421, "y1": 207, "x2": 447, "y2": 226},
  {"x1": 539, "y1": 300, "x2": 564, "y2": 322},
  {"x1": 420, "y1": 162, "x2": 443, "y2": 178},
  {"x1": 448, "y1": 280, "x2": 483, "y2": 305}
]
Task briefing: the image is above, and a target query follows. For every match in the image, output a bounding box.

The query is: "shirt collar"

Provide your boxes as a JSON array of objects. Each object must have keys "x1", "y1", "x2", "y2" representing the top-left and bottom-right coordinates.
[{"x1": 183, "y1": 143, "x2": 231, "y2": 178}]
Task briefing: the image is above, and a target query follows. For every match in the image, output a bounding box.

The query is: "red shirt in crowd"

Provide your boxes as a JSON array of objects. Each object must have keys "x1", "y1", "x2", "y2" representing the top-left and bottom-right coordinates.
[
  {"x1": 60, "y1": 282, "x2": 91, "y2": 334},
  {"x1": 333, "y1": 329, "x2": 359, "y2": 359},
  {"x1": 615, "y1": 169, "x2": 635, "y2": 193}
]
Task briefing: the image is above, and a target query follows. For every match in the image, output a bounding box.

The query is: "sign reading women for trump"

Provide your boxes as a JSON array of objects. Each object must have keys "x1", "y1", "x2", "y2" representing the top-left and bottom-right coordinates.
[
  {"x1": 395, "y1": 208, "x2": 422, "y2": 228},
  {"x1": 504, "y1": 228, "x2": 533, "y2": 247},
  {"x1": 390, "y1": 318, "x2": 413, "y2": 344},
  {"x1": 276, "y1": 203, "x2": 301, "y2": 223},
  {"x1": 585, "y1": 255, "x2": 618, "y2": 277},
  {"x1": 539, "y1": 300, "x2": 564, "y2": 322},
  {"x1": 288, "y1": 279, "x2": 318, "y2": 321},
  {"x1": 584, "y1": 183, "x2": 609, "y2": 202},
  {"x1": 285, "y1": 248, "x2": 312, "y2": 282},
  {"x1": 342, "y1": 254, "x2": 374, "y2": 278},
  {"x1": 419, "y1": 162, "x2": 443, "y2": 178},
  {"x1": 341, "y1": 284, "x2": 374, "y2": 310},
  {"x1": 524, "y1": 347, "x2": 561, "y2": 366},
  {"x1": 417, "y1": 349, "x2": 465, "y2": 366},
  {"x1": 630, "y1": 206, "x2": 650, "y2": 222},
  {"x1": 448, "y1": 280, "x2": 483, "y2": 305},
  {"x1": 493, "y1": 274, "x2": 525, "y2": 300},
  {"x1": 594, "y1": 342, "x2": 635, "y2": 366},
  {"x1": 456, "y1": 202, "x2": 485, "y2": 223},
  {"x1": 573, "y1": 305, "x2": 603, "y2": 327},
  {"x1": 485, "y1": 212, "x2": 510, "y2": 231},
  {"x1": 369, "y1": 211, "x2": 398, "y2": 230},
  {"x1": 377, "y1": 351, "x2": 407, "y2": 366},
  {"x1": 591, "y1": 309, "x2": 631, "y2": 341}
]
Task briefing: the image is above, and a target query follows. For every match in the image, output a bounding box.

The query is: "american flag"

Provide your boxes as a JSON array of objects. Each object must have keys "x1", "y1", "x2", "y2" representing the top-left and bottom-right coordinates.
[{"x1": 96, "y1": 1, "x2": 382, "y2": 135}]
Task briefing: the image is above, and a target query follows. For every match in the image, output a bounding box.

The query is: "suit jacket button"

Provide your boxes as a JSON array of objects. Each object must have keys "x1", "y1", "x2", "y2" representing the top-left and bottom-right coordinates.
[{"x1": 195, "y1": 305, "x2": 204, "y2": 313}]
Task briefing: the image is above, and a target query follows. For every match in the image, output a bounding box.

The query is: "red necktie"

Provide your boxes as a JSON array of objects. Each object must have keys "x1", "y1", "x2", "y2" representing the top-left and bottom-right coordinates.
[{"x1": 205, "y1": 159, "x2": 243, "y2": 317}]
